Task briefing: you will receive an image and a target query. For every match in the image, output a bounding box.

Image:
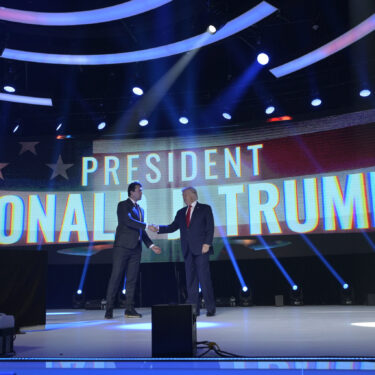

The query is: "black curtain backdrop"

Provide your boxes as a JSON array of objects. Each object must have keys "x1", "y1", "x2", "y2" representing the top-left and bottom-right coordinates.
[{"x1": 46, "y1": 252, "x2": 375, "y2": 309}]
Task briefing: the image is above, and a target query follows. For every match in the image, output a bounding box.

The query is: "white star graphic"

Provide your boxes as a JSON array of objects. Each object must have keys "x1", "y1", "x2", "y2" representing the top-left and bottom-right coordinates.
[
  {"x1": 0, "y1": 163, "x2": 9, "y2": 180},
  {"x1": 46, "y1": 155, "x2": 74, "y2": 180},
  {"x1": 19, "y1": 142, "x2": 39, "y2": 155}
]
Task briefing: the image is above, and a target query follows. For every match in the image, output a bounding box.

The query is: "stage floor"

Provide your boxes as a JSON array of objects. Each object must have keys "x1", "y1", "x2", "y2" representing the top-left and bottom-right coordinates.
[{"x1": 12, "y1": 306, "x2": 375, "y2": 359}]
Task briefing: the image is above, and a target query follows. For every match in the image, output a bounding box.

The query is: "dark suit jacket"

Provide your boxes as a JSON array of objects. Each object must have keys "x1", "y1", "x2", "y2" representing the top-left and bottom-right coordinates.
[
  {"x1": 114, "y1": 198, "x2": 153, "y2": 249},
  {"x1": 158, "y1": 202, "x2": 214, "y2": 256}
]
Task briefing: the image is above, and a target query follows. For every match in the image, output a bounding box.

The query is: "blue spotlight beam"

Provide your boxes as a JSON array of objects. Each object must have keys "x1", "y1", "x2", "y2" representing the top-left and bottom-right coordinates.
[
  {"x1": 1, "y1": 2, "x2": 278, "y2": 65},
  {"x1": 78, "y1": 247, "x2": 93, "y2": 293},
  {"x1": 0, "y1": 0, "x2": 172, "y2": 26},
  {"x1": 362, "y1": 231, "x2": 375, "y2": 252},
  {"x1": 257, "y1": 236, "x2": 297, "y2": 289},
  {"x1": 199, "y1": 188, "x2": 248, "y2": 290},
  {"x1": 205, "y1": 60, "x2": 261, "y2": 119},
  {"x1": 122, "y1": 275, "x2": 127, "y2": 293},
  {"x1": 0, "y1": 93, "x2": 53, "y2": 106},
  {"x1": 301, "y1": 234, "x2": 347, "y2": 287},
  {"x1": 270, "y1": 13, "x2": 375, "y2": 78},
  {"x1": 222, "y1": 237, "x2": 247, "y2": 289}
]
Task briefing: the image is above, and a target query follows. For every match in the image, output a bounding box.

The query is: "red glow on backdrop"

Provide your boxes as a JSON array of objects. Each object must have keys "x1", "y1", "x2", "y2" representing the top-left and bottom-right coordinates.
[{"x1": 267, "y1": 116, "x2": 293, "y2": 123}]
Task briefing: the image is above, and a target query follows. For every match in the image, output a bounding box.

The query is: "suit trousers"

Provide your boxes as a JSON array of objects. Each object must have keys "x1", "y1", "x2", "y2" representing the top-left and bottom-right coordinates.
[
  {"x1": 105, "y1": 244, "x2": 142, "y2": 310},
  {"x1": 184, "y1": 248, "x2": 215, "y2": 314}
]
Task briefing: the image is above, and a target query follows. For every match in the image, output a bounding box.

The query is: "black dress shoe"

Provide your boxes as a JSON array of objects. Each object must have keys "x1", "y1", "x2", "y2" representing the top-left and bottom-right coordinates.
[
  {"x1": 206, "y1": 311, "x2": 216, "y2": 317},
  {"x1": 125, "y1": 308, "x2": 142, "y2": 318},
  {"x1": 104, "y1": 309, "x2": 113, "y2": 319}
]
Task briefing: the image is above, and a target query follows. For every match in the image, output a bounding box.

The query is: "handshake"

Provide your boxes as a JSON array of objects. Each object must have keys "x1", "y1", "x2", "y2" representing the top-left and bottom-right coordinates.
[{"x1": 148, "y1": 224, "x2": 159, "y2": 233}]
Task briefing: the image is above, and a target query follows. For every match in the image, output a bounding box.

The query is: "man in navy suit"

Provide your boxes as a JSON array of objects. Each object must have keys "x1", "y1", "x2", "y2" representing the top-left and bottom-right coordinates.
[
  {"x1": 151, "y1": 187, "x2": 216, "y2": 316},
  {"x1": 105, "y1": 181, "x2": 161, "y2": 319}
]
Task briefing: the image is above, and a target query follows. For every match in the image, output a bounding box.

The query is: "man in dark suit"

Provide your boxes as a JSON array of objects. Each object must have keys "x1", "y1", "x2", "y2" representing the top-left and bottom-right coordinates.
[
  {"x1": 105, "y1": 181, "x2": 161, "y2": 319},
  {"x1": 151, "y1": 187, "x2": 216, "y2": 316}
]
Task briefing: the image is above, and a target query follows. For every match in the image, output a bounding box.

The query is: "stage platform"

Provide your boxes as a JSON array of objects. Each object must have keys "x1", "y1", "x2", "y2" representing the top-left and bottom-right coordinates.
[{"x1": 7, "y1": 305, "x2": 375, "y2": 359}]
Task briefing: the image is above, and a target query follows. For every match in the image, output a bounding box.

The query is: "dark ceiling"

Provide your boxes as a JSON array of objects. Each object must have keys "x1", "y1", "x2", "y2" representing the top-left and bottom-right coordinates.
[{"x1": 0, "y1": 0, "x2": 374, "y2": 138}]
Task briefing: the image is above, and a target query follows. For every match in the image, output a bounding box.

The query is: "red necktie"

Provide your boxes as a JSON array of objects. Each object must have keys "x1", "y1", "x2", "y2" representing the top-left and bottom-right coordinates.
[{"x1": 186, "y1": 205, "x2": 192, "y2": 227}]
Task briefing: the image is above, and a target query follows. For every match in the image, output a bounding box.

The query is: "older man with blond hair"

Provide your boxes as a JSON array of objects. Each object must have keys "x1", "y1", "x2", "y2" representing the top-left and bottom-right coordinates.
[{"x1": 151, "y1": 187, "x2": 216, "y2": 316}]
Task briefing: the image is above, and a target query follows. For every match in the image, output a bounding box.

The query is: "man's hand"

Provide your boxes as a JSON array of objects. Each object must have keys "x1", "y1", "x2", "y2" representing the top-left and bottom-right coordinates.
[
  {"x1": 149, "y1": 224, "x2": 159, "y2": 232},
  {"x1": 152, "y1": 245, "x2": 162, "y2": 254},
  {"x1": 202, "y1": 244, "x2": 210, "y2": 254}
]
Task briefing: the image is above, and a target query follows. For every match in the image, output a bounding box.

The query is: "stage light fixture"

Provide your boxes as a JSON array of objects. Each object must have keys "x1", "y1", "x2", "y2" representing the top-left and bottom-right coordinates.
[
  {"x1": 265, "y1": 105, "x2": 275, "y2": 115},
  {"x1": 215, "y1": 297, "x2": 231, "y2": 307},
  {"x1": 2, "y1": 2, "x2": 278, "y2": 65},
  {"x1": 139, "y1": 118, "x2": 149, "y2": 127},
  {"x1": 206, "y1": 1, "x2": 228, "y2": 35},
  {"x1": 56, "y1": 134, "x2": 73, "y2": 139},
  {"x1": 179, "y1": 116, "x2": 189, "y2": 125},
  {"x1": 56, "y1": 122, "x2": 62, "y2": 131},
  {"x1": 118, "y1": 290, "x2": 127, "y2": 308},
  {"x1": 208, "y1": 25, "x2": 217, "y2": 34},
  {"x1": 311, "y1": 98, "x2": 322, "y2": 107},
  {"x1": 360, "y1": 89, "x2": 371, "y2": 97},
  {"x1": 289, "y1": 287, "x2": 303, "y2": 306},
  {"x1": 242, "y1": 286, "x2": 248, "y2": 292},
  {"x1": 73, "y1": 290, "x2": 85, "y2": 308},
  {"x1": 257, "y1": 52, "x2": 269, "y2": 65},
  {"x1": 222, "y1": 112, "x2": 232, "y2": 120},
  {"x1": 341, "y1": 285, "x2": 354, "y2": 305},
  {"x1": 239, "y1": 288, "x2": 252, "y2": 307},
  {"x1": 343, "y1": 283, "x2": 349, "y2": 290},
  {"x1": 3, "y1": 85, "x2": 15, "y2": 93},
  {"x1": 97, "y1": 121, "x2": 106, "y2": 130},
  {"x1": 132, "y1": 86, "x2": 144, "y2": 96},
  {"x1": 12, "y1": 124, "x2": 20, "y2": 133}
]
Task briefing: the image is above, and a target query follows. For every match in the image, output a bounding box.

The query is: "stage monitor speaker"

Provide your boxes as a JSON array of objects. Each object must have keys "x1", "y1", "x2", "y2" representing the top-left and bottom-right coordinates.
[
  {"x1": 275, "y1": 295, "x2": 284, "y2": 306},
  {"x1": 152, "y1": 304, "x2": 196, "y2": 357},
  {"x1": 367, "y1": 294, "x2": 375, "y2": 305},
  {"x1": 0, "y1": 250, "x2": 47, "y2": 328},
  {"x1": 0, "y1": 314, "x2": 15, "y2": 357}
]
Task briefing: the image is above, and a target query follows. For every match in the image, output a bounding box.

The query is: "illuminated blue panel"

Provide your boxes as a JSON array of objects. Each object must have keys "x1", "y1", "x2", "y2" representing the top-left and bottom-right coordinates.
[
  {"x1": 0, "y1": 0, "x2": 172, "y2": 26},
  {"x1": 1, "y1": 2, "x2": 278, "y2": 65},
  {"x1": 270, "y1": 13, "x2": 375, "y2": 78},
  {"x1": 46, "y1": 312, "x2": 81, "y2": 316},
  {"x1": 110, "y1": 322, "x2": 224, "y2": 330},
  {"x1": 0, "y1": 92, "x2": 53, "y2": 106}
]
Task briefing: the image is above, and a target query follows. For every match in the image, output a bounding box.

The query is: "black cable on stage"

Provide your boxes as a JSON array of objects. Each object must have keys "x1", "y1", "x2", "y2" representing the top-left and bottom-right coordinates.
[{"x1": 196, "y1": 340, "x2": 242, "y2": 358}]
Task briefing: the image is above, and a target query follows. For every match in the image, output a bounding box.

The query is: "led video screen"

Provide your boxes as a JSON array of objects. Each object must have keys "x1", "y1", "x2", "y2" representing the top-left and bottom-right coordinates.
[{"x1": 0, "y1": 111, "x2": 374, "y2": 263}]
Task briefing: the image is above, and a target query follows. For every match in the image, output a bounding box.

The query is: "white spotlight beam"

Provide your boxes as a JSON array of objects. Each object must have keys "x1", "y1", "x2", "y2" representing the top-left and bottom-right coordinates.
[
  {"x1": 270, "y1": 13, "x2": 375, "y2": 78},
  {"x1": 0, "y1": 0, "x2": 172, "y2": 26},
  {"x1": 0, "y1": 93, "x2": 53, "y2": 106},
  {"x1": 1, "y1": 2, "x2": 278, "y2": 65}
]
